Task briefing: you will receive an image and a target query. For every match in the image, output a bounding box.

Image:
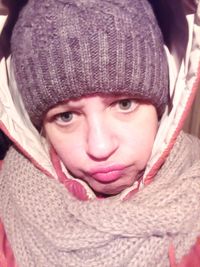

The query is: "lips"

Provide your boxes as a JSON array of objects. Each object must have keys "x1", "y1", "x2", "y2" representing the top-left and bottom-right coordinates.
[{"x1": 89, "y1": 165, "x2": 125, "y2": 183}]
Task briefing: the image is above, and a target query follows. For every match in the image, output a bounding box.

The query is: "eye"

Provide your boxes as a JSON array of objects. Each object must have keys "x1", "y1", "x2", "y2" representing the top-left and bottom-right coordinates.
[
  {"x1": 117, "y1": 99, "x2": 136, "y2": 111},
  {"x1": 55, "y1": 111, "x2": 74, "y2": 124}
]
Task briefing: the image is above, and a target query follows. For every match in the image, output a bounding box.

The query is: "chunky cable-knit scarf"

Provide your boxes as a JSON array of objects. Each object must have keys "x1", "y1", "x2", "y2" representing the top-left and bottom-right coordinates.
[{"x1": 0, "y1": 132, "x2": 200, "y2": 267}]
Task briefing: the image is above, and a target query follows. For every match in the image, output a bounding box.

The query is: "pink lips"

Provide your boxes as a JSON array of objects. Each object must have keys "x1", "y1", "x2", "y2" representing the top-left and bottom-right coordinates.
[{"x1": 89, "y1": 165, "x2": 125, "y2": 183}]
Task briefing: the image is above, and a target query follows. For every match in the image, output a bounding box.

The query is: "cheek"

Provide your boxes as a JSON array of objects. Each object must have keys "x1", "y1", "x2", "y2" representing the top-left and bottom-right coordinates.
[
  {"x1": 121, "y1": 116, "x2": 158, "y2": 168},
  {"x1": 48, "y1": 131, "x2": 86, "y2": 172},
  {"x1": 58, "y1": 142, "x2": 85, "y2": 168}
]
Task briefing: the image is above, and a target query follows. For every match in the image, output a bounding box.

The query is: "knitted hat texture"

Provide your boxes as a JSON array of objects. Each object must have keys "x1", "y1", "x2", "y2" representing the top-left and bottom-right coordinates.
[{"x1": 11, "y1": 0, "x2": 169, "y2": 127}]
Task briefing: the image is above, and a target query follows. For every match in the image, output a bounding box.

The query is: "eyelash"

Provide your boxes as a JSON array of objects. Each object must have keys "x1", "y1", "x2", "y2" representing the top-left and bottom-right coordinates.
[
  {"x1": 113, "y1": 98, "x2": 138, "y2": 111},
  {"x1": 51, "y1": 98, "x2": 138, "y2": 125},
  {"x1": 54, "y1": 111, "x2": 75, "y2": 125}
]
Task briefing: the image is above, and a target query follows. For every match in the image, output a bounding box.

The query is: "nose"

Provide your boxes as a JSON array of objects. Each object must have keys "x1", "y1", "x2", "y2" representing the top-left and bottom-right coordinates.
[{"x1": 86, "y1": 117, "x2": 118, "y2": 160}]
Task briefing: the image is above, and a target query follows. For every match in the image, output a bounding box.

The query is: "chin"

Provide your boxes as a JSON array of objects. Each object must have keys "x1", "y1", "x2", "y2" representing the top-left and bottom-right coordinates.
[
  {"x1": 92, "y1": 183, "x2": 132, "y2": 196},
  {"x1": 83, "y1": 173, "x2": 138, "y2": 196}
]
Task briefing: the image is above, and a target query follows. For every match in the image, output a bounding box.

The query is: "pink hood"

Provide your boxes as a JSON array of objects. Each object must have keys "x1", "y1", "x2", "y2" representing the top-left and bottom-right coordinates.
[{"x1": 0, "y1": 0, "x2": 200, "y2": 200}]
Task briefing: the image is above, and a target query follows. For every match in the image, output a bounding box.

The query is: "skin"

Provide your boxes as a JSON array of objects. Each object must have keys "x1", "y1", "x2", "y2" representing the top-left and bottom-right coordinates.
[{"x1": 43, "y1": 94, "x2": 158, "y2": 195}]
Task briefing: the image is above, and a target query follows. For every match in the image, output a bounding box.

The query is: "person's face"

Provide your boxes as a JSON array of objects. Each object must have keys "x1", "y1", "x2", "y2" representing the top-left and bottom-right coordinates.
[{"x1": 43, "y1": 95, "x2": 158, "y2": 195}]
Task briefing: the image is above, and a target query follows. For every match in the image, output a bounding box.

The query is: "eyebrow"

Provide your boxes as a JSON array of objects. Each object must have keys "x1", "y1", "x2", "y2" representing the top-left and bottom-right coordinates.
[
  {"x1": 47, "y1": 94, "x2": 133, "y2": 116},
  {"x1": 55, "y1": 95, "x2": 122, "y2": 107},
  {"x1": 47, "y1": 102, "x2": 83, "y2": 117}
]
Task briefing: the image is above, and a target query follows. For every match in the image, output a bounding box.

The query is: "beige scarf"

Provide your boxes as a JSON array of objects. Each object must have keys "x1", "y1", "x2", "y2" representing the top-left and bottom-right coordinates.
[{"x1": 0, "y1": 132, "x2": 200, "y2": 267}]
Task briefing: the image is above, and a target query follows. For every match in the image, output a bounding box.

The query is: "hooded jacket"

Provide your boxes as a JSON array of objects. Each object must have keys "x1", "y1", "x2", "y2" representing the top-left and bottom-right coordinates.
[{"x1": 0, "y1": 1, "x2": 200, "y2": 267}]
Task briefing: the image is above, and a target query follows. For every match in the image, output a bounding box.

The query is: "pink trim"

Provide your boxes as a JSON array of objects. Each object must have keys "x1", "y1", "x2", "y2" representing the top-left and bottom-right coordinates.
[
  {"x1": 0, "y1": 122, "x2": 54, "y2": 179},
  {"x1": 169, "y1": 243, "x2": 177, "y2": 267},
  {"x1": 0, "y1": 121, "x2": 90, "y2": 201},
  {"x1": 144, "y1": 61, "x2": 200, "y2": 185},
  {"x1": 122, "y1": 183, "x2": 140, "y2": 201},
  {"x1": 169, "y1": 238, "x2": 200, "y2": 267},
  {"x1": 0, "y1": 219, "x2": 18, "y2": 267},
  {"x1": 50, "y1": 146, "x2": 89, "y2": 201},
  {"x1": 177, "y1": 237, "x2": 200, "y2": 267}
]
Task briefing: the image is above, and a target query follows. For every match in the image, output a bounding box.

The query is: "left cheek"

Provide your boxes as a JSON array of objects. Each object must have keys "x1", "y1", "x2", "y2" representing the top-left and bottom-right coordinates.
[
  {"x1": 57, "y1": 143, "x2": 85, "y2": 169},
  {"x1": 125, "y1": 132, "x2": 155, "y2": 166}
]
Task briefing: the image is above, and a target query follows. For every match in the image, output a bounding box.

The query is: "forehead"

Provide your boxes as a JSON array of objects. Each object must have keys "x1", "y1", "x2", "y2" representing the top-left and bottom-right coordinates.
[{"x1": 55, "y1": 93, "x2": 134, "y2": 107}]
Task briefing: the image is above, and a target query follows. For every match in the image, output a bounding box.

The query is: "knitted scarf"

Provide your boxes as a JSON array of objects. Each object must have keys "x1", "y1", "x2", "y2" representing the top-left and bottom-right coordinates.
[{"x1": 0, "y1": 132, "x2": 200, "y2": 267}]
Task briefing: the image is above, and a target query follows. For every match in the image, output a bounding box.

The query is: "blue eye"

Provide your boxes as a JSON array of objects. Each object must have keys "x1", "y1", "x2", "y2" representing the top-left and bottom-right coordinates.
[
  {"x1": 58, "y1": 112, "x2": 73, "y2": 122},
  {"x1": 118, "y1": 99, "x2": 133, "y2": 110}
]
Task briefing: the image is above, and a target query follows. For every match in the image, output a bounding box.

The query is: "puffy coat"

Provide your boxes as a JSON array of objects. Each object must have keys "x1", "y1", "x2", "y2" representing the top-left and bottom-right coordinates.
[{"x1": 0, "y1": 0, "x2": 200, "y2": 266}]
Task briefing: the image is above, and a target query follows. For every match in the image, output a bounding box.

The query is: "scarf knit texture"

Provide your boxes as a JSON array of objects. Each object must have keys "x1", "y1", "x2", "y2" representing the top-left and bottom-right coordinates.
[{"x1": 0, "y1": 132, "x2": 200, "y2": 267}]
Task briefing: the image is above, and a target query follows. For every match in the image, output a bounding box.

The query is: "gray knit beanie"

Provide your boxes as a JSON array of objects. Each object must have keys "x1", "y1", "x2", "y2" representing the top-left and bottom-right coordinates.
[{"x1": 11, "y1": 0, "x2": 169, "y2": 128}]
